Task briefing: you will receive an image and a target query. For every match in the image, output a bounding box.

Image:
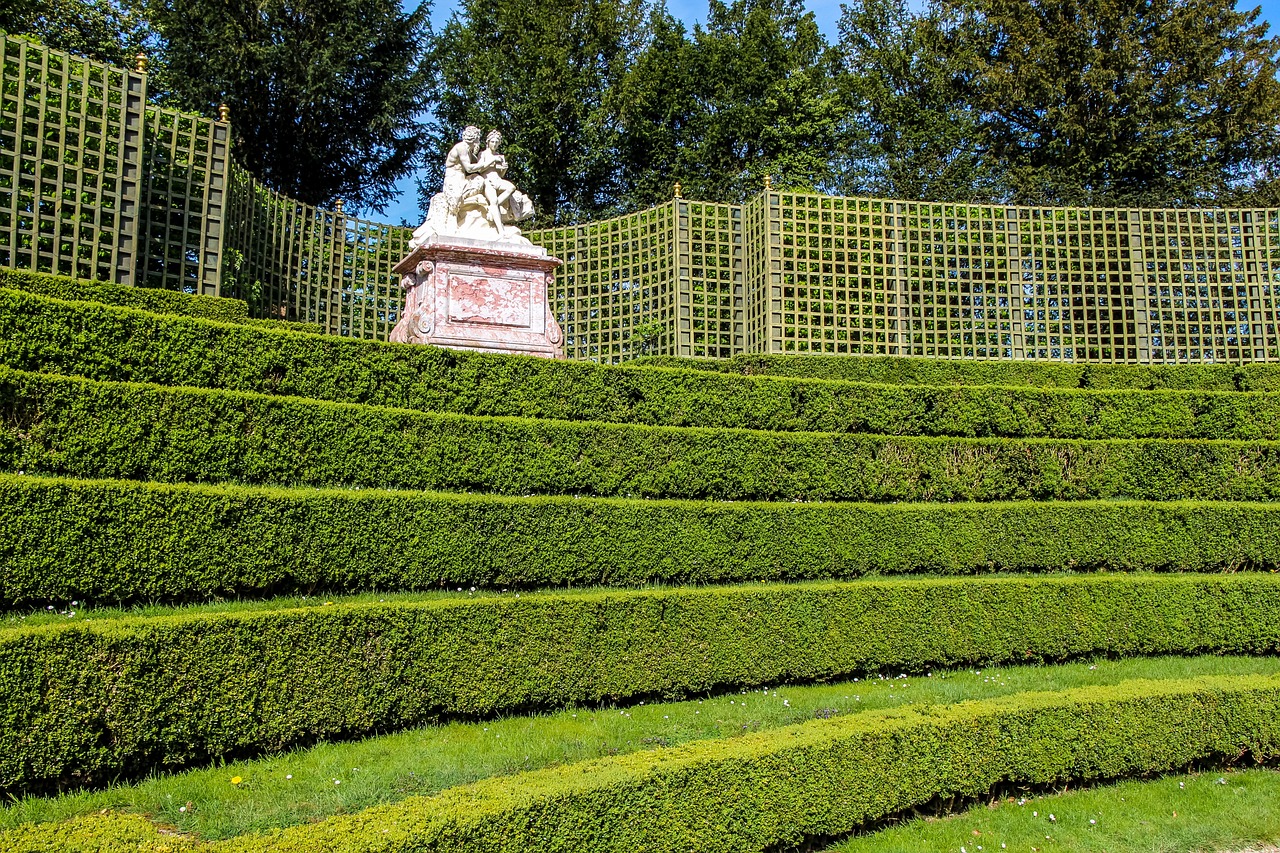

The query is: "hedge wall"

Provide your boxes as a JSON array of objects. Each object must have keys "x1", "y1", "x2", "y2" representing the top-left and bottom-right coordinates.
[
  {"x1": 2, "y1": 574, "x2": 1278, "y2": 794},
  {"x1": 7, "y1": 475, "x2": 1280, "y2": 605},
  {"x1": 7, "y1": 677, "x2": 1280, "y2": 852},
  {"x1": 7, "y1": 369, "x2": 1280, "y2": 502},
  {"x1": 7, "y1": 290, "x2": 1280, "y2": 437},
  {"x1": 0, "y1": 270, "x2": 251, "y2": 323},
  {"x1": 634, "y1": 353, "x2": 1280, "y2": 392}
]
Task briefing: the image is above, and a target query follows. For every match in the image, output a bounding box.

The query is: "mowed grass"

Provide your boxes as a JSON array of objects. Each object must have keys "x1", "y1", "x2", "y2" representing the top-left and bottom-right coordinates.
[
  {"x1": 829, "y1": 767, "x2": 1280, "y2": 853},
  {"x1": 3, "y1": 655, "x2": 1278, "y2": 840}
]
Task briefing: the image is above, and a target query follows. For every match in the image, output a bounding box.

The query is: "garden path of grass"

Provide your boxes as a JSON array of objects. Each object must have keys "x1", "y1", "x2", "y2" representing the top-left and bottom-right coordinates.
[
  {"x1": 3, "y1": 654, "x2": 1277, "y2": 841},
  {"x1": 826, "y1": 767, "x2": 1280, "y2": 853}
]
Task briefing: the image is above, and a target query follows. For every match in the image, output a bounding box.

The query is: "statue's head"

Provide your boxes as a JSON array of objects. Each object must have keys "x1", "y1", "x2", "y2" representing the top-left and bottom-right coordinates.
[
  {"x1": 462, "y1": 125, "x2": 482, "y2": 144},
  {"x1": 486, "y1": 130, "x2": 503, "y2": 149}
]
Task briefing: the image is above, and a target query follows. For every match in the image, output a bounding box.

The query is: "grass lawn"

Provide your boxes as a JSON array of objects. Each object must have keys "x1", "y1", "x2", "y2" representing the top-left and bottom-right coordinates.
[
  {"x1": 829, "y1": 767, "x2": 1280, "y2": 853},
  {"x1": 2, "y1": 654, "x2": 1277, "y2": 840}
]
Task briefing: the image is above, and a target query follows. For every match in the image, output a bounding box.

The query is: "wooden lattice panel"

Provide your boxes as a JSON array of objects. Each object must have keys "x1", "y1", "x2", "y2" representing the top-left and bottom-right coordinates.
[
  {"x1": 1137, "y1": 209, "x2": 1280, "y2": 362},
  {"x1": 137, "y1": 106, "x2": 230, "y2": 295},
  {"x1": 0, "y1": 35, "x2": 144, "y2": 282},
  {"x1": 224, "y1": 165, "x2": 408, "y2": 336},
  {"x1": 530, "y1": 203, "x2": 679, "y2": 362},
  {"x1": 678, "y1": 200, "x2": 741, "y2": 358}
]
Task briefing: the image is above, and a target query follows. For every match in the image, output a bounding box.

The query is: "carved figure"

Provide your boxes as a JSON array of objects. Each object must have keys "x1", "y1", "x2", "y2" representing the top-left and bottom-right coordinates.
[{"x1": 411, "y1": 127, "x2": 536, "y2": 248}]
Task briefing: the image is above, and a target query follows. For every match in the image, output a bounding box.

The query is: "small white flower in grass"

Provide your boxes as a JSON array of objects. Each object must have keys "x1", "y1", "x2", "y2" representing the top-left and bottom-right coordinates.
[
  {"x1": 1216, "y1": 777, "x2": 1227, "y2": 785},
  {"x1": 286, "y1": 775, "x2": 292, "y2": 780},
  {"x1": 1048, "y1": 814, "x2": 1055, "y2": 822},
  {"x1": 335, "y1": 779, "x2": 341, "y2": 785},
  {"x1": 179, "y1": 806, "x2": 187, "y2": 813},
  {"x1": 1089, "y1": 819, "x2": 1096, "y2": 825}
]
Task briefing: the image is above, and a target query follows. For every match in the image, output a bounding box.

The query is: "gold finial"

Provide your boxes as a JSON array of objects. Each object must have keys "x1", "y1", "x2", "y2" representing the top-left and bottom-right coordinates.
[
  {"x1": 673, "y1": 181, "x2": 683, "y2": 200},
  {"x1": 135, "y1": 52, "x2": 148, "y2": 74},
  {"x1": 335, "y1": 198, "x2": 345, "y2": 214},
  {"x1": 763, "y1": 174, "x2": 772, "y2": 191},
  {"x1": 218, "y1": 103, "x2": 230, "y2": 122}
]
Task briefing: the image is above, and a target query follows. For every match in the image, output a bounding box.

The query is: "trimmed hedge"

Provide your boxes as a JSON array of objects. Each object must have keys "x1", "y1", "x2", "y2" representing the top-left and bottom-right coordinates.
[
  {"x1": 6, "y1": 682, "x2": 1280, "y2": 853},
  {"x1": 635, "y1": 352, "x2": 1280, "y2": 392},
  {"x1": 8, "y1": 368, "x2": 1280, "y2": 502},
  {"x1": 0, "y1": 270, "x2": 250, "y2": 323},
  {"x1": 2, "y1": 574, "x2": 1279, "y2": 795},
  {"x1": 206, "y1": 676, "x2": 1280, "y2": 851},
  {"x1": 9, "y1": 289, "x2": 1280, "y2": 437},
  {"x1": 8, "y1": 476, "x2": 1280, "y2": 605}
]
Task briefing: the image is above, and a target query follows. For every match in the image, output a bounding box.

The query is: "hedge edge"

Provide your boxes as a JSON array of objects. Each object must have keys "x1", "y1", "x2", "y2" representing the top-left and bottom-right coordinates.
[
  {"x1": 5, "y1": 676, "x2": 1280, "y2": 852},
  {"x1": 2, "y1": 574, "x2": 1278, "y2": 794},
  {"x1": 10, "y1": 288, "x2": 1280, "y2": 437},
  {"x1": 6, "y1": 474, "x2": 1280, "y2": 606}
]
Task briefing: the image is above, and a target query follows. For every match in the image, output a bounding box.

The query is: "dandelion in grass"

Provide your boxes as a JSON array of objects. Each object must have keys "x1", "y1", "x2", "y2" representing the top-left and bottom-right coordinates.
[{"x1": 230, "y1": 776, "x2": 242, "y2": 785}]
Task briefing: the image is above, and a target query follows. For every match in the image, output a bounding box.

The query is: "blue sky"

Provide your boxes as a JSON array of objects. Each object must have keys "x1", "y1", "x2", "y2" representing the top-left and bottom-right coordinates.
[{"x1": 379, "y1": 0, "x2": 1280, "y2": 224}]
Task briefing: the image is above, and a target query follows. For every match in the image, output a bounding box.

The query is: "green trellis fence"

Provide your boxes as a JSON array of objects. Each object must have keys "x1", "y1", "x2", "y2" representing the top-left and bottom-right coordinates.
[{"x1": 4, "y1": 33, "x2": 1280, "y2": 362}]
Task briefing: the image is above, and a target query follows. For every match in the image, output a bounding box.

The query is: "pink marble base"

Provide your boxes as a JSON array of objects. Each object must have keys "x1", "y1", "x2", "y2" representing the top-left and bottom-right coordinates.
[{"x1": 388, "y1": 237, "x2": 564, "y2": 358}]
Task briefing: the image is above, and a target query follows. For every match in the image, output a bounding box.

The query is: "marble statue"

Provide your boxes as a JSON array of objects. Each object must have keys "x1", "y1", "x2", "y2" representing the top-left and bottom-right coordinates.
[{"x1": 410, "y1": 126, "x2": 536, "y2": 249}]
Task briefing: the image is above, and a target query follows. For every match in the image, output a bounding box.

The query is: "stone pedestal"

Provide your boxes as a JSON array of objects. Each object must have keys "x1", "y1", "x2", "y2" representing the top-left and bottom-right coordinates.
[{"x1": 389, "y1": 236, "x2": 564, "y2": 359}]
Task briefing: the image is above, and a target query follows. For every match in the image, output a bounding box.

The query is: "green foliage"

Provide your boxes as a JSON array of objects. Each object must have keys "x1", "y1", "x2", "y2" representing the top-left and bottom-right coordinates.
[
  {"x1": 1, "y1": 575, "x2": 1278, "y2": 795},
  {"x1": 676, "y1": 0, "x2": 844, "y2": 200},
  {"x1": 834, "y1": 0, "x2": 994, "y2": 201},
  {"x1": 429, "y1": 0, "x2": 656, "y2": 221},
  {"x1": 947, "y1": 0, "x2": 1280, "y2": 204},
  {"x1": 7, "y1": 474, "x2": 1280, "y2": 604},
  {"x1": 633, "y1": 353, "x2": 1280, "y2": 391},
  {"x1": 0, "y1": 270, "x2": 249, "y2": 323},
  {"x1": 6, "y1": 674, "x2": 1280, "y2": 849},
  {"x1": 141, "y1": 0, "x2": 433, "y2": 211},
  {"x1": 12, "y1": 367, "x2": 1280, "y2": 505},
  {"x1": 0, "y1": 0, "x2": 149, "y2": 68},
  {"x1": 12, "y1": 290, "x2": 1280, "y2": 440}
]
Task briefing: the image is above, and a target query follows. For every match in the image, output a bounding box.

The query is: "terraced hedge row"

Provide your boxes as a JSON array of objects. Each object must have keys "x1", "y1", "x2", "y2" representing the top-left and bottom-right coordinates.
[
  {"x1": 0, "y1": 270, "x2": 250, "y2": 323},
  {"x1": 8, "y1": 290, "x2": 1280, "y2": 437},
  {"x1": 636, "y1": 353, "x2": 1280, "y2": 392},
  {"x1": 7, "y1": 475, "x2": 1280, "y2": 604},
  {"x1": 9, "y1": 369, "x2": 1280, "y2": 501},
  {"x1": 3, "y1": 574, "x2": 1278, "y2": 794},
  {"x1": 5, "y1": 676, "x2": 1280, "y2": 851}
]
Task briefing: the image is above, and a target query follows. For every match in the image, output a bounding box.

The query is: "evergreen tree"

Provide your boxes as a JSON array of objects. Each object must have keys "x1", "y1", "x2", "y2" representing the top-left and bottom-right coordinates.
[
  {"x1": 953, "y1": 0, "x2": 1280, "y2": 205},
  {"x1": 143, "y1": 0, "x2": 433, "y2": 212},
  {"x1": 0, "y1": 0, "x2": 150, "y2": 67},
  {"x1": 429, "y1": 0, "x2": 657, "y2": 222},
  {"x1": 680, "y1": 0, "x2": 843, "y2": 201},
  {"x1": 834, "y1": 0, "x2": 998, "y2": 201}
]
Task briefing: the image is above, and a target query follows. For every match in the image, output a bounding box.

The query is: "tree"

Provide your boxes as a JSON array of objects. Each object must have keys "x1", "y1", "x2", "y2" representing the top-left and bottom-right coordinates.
[
  {"x1": 952, "y1": 0, "x2": 1280, "y2": 205},
  {"x1": 0, "y1": 0, "x2": 150, "y2": 67},
  {"x1": 143, "y1": 0, "x2": 433, "y2": 212},
  {"x1": 607, "y1": 10, "x2": 698, "y2": 211},
  {"x1": 679, "y1": 0, "x2": 844, "y2": 201},
  {"x1": 834, "y1": 0, "x2": 999, "y2": 201},
  {"x1": 429, "y1": 0, "x2": 658, "y2": 223}
]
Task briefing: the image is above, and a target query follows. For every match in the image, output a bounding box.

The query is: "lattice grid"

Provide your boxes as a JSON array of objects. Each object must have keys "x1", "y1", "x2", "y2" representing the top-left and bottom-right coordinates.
[
  {"x1": 0, "y1": 35, "x2": 144, "y2": 283},
  {"x1": 224, "y1": 165, "x2": 408, "y2": 337},
  {"x1": 678, "y1": 200, "x2": 741, "y2": 358},
  {"x1": 136, "y1": 106, "x2": 229, "y2": 295},
  {"x1": 529, "y1": 202, "x2": 679, "y2": 362}
]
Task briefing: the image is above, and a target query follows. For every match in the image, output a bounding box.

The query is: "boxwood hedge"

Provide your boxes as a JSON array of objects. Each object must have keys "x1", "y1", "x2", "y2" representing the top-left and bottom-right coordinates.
[
  {"x1": 7, "y1": 676, "x2": 1280, "y2": 851},
  {"x1": 8, "y1": 369, "x2": 1280, "y2": 501},
  {"x1": 2, "y1": 574, "x2": 1278, "y2": 794},
  {"x1": 6, "y1": 290, "x2": 1280, "y2": 437},
  {"x1": 0, "y1": 270, "x2": 250, "y2": 323},
  {"x1": 6, "y1": 475, "x2": 1280, "y2": 604},
  {"x1": 635, "y1": 353, "x2": 1280, "y2": 392}
]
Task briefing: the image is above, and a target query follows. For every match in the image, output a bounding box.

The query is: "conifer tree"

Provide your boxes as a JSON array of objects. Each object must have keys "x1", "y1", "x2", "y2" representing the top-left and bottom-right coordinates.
[{"x1": 143, "y1": 0, "x2": 433, "y2": 212}]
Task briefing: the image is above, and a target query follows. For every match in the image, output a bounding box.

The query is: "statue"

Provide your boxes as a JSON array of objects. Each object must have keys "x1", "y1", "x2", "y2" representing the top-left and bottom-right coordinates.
[{"x1": 410, "y1": 126, "x2": 536, "y2": 249}]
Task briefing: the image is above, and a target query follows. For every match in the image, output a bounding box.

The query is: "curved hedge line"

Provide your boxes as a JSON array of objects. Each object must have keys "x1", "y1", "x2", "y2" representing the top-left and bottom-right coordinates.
[
  {"x1": 635, "y1": 353, "x2": 1280, "y2": 392},
  {"x1": 2, "y1": 574, "x2": 1278, "y2": 794},
  {"x1": 7, "y1": 475, "x2": 1280, "y2": 604},
  {"x1": 8, "y1": 290, "x2": 1280, "y2": 437},
  {"x1": 5, "y1": 676, "x2": 1280, "y2": 851},
  {"x1": 0, "y1": 271, "x2": 250, "y2": 323},
  {"x1": 8, "y1": 369, "x2": 1280, "y2": 501}
]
